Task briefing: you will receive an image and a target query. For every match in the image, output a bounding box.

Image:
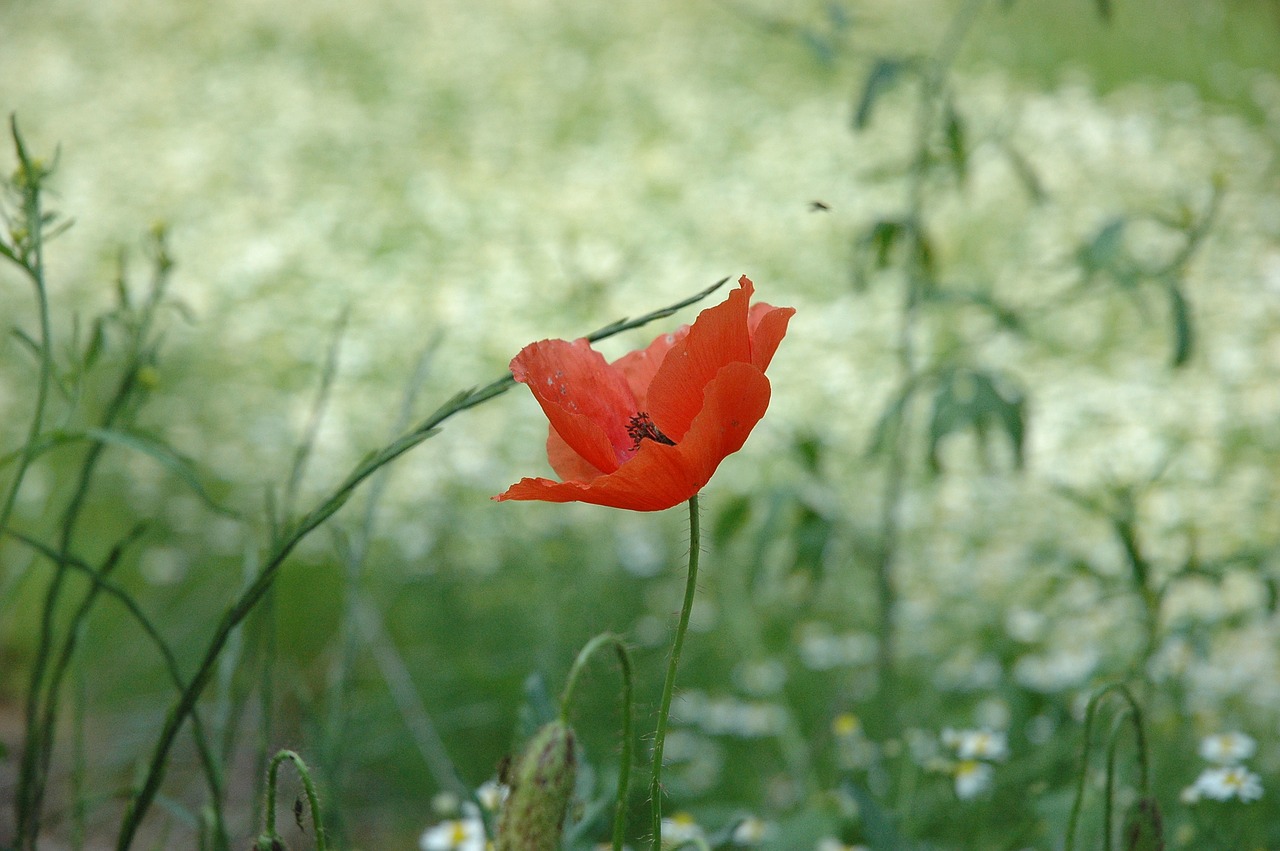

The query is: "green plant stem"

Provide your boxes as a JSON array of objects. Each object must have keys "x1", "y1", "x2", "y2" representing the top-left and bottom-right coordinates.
[
  {"x1": 560, "y1": 632, "x2": 635, "y2": 851},
  {"x1": 2, "y1": 526, "x2": 228, "y2": 843},
  {"x1": 1065, "y1": 683, "x2": 1150, "y2": 851},
  {"x1": 649, "y1": 494, "x2": 701, "y2": 851},
  {"x1": 869, "y1": 0, "x2": 987, "y2": 731},
  {"x1": 0, "y1": 116, "x2": 53, "y2": 554},
  {"x1": 21, "y1": 256, "x2": 176, "y2": 850},
  {"x1": 259, "y1": 749, "x2": 327, "y2": 851},
  {"x1": 113, "y1": 279, "x2": 730, "y2": 850},
  {"x1": 4, "y1": 119, "x2": 57, "y2": 851}
]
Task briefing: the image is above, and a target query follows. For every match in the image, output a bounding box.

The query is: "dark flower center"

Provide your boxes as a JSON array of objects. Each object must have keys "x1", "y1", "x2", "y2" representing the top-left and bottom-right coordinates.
[{"x1": 627, "y1": 412, "x2": 675, "y2": 449}]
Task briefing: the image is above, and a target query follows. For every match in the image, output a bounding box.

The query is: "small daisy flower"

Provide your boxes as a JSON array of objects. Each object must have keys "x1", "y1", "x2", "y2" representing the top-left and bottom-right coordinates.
[
  {"x1": 944, "y1": 728, "x2": 1009, "y2": 762},
  {"x1": 1189, "y1": 765, "x2": 1263, "y2": 802},
  {"x1": 662, "y1": 812, "x2": 705, "y2": 847},
  {"x1": 1197, "y1": 732, "x2": 1256, "y2": 765},
  {"x1": 954, "y1": 759, "x2": 995, "y2": 800},
  {"x1": 731, "y1": 815, "x2": 776, "y2": 845},
  {"x1": 420, "y1": 814, "x2": 486, "y2": 851}
]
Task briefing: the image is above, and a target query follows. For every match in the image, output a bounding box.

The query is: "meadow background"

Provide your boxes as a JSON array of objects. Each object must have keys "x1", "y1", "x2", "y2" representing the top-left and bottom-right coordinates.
[{"x1": 2, "y1": 0, "x2": 1280, "y2": 848}]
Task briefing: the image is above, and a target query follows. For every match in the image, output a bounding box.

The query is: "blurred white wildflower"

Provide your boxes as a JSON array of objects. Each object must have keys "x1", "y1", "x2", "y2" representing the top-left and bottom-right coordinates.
[
  {"x1": 658, "y1": 728, "x2": 725, "y2": 795},
  {"x1": 673, "y1": 689, "x2": 785, "y2": 738},
  {"x1": 430, "y1": 791, "x2": 461, "y2": 817},
  {"x1": 796, "y1": 622, "x2": 876, "y2": 670},
  {"x1": 420, "y1": 812, "x2": 485, "y2": 851},
  {"x1": 731, "y1": 815, "x2": 776, "y2": 845},
  {"x1": 974, "y1": 698, "x2": 1012, "y2": 732},
  {"x1": 832, "y1": 713, "x2": 877, "y2": 770},
  {"x1": 139, "y1": 546, "x2": 188, "y2": 586},
  {"x1": 953, "y1": 760, "x2": 995, "y2": 800},
  {"x1": 733, "y1": 658, "x2": 788, "y2": 696},
  {"x1": 942, "y1": 728, "x2": 1009, "y2": 762},
  {"x1": 1184, "y1": 765, "x2": 1264, "y2": 803},
  {"x1": 1013, "y1": 646, "x2": 1099, "y2": 693},
  {"x1": 615, "y1": 519, "x2": 665, "y2": 577},
  {"x1": 661, "y1": 812, "x2": 705, "y2": 847},
  {"x1": 475, "y1": 779, "x2": 509, "y2": 812},
  {"x1": 1198, "y1": 731, "x2": 1257, "y2": 765},
  {"x1": 1005, "y1": 607, "x2": 1047, "y2": 643}
]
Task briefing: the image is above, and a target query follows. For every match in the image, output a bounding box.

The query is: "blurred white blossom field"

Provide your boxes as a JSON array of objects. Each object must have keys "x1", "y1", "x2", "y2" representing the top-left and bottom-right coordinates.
[{"x1": 2, "y1": 0, "x2": 1280, "y2": 848}]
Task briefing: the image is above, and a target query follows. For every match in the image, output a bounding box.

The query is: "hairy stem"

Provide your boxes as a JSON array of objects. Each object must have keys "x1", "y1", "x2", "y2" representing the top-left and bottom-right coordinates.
[{"x1": 649, "y1": 494, "x2": 700, "y2": 850}]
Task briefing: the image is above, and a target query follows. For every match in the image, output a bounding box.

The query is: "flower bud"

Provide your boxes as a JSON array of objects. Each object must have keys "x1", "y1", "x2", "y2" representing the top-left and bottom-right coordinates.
[{"x1": 496, "y1": 720, "x2": 577, "y2": 851}]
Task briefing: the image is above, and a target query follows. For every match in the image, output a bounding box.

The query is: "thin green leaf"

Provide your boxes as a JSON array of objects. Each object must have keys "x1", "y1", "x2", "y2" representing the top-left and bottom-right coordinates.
[
  {"x1": 82, "y1": 316, "x2": 106, "y2": 370},
  {"x1": 1167, "y1": 281, "x2": 1193, "y2": 367},
  {"x1": 1078, "y1": 218, "x2": 1126, "y2": 276},
  {"x1": 1001, "y1": 141, "x2": 1046, "y2": 203},
  {"x1": 83, "y1": 427, "x2": 238, "y2": 517},
  {"x1": 9, "y1": 326, "x2": 41, "y2": 360},
  {"x1": 1095, "y1": 0, "x2": 1113, "y2": 23},
  {"x1": 867, "y1": 219, "x2": 906, "y2": 269},
  {"x1": 928, "y1": 369, "x2": 1026, "y2": 472},
  {"x1": 944, "y1": 100, "x2": 967, "y2": 184},
  {"x1": 854, "y1": 57, "x2": 910, "y2": 130}
]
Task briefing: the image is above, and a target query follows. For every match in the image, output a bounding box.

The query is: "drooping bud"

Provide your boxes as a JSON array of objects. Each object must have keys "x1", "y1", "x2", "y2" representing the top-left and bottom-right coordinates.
[{"x1": 496, "y1": 720, "x2": 578, "y2": 851}]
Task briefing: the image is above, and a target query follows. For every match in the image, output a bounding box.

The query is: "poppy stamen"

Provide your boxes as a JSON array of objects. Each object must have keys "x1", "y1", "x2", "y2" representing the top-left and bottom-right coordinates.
[{"x1": 627, "y1": 412, "x2": 675, "y2": 449}]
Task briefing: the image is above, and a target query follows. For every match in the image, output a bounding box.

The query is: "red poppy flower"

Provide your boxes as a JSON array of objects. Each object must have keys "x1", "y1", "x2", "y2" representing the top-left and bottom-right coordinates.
[{"x1": 494, "y1": 276, "x2": 794, "y2": 511}]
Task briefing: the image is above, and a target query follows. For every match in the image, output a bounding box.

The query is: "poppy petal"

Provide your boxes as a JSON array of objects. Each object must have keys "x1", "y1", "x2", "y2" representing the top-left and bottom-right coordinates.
[
  {"x1": 496, "y1": 361, "x2": 771, "y2": 511},
  {"x1": 646, "y1": 278, "x2": 754, "y2": 442},
  {"x1": 747, "y1": 302, "x2": 796, "y2": 372},
  {"x1": 512, "y1": 339, "x2": 636, "y2": 475},
  {"x1": 545, "y1": 427, "x2": 605, "y2": 482},
  {"x1": 611, "y1": 325, "x2": 690, "y2": 408}
]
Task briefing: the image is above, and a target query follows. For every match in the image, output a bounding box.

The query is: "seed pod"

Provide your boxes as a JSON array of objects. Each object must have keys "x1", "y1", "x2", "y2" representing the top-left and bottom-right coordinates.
[
  {"x1": 1122, "y1": 796, "x2": 1164, "y2": 851},
  {"x1": 496, "y1": 720, "x2": 577, "y2": 851}
]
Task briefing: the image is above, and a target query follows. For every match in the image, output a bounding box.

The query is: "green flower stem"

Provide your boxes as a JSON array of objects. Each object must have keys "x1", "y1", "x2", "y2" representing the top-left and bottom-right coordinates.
[
  {"x1": 650, "y1": 494, "x2": 700, "y2": 851},
  {"x1": 1064, "y1": 683, "x2": 1150, "y2": 851},
  {"x1": 113, "y1": 279, "x2": 730, "y2": 850},
  {"x1": 559, "y1": 632, "x2": 635, "y2": 851},
  {"x1": 21, "y1": 237, "x2": 178, "y2": 850},
  {"x1": 4, "y1": 118, "x2": 57, "y2": 851},
  {"x1": 259, "y1": 749, "x2": 326, "y2": 851}
]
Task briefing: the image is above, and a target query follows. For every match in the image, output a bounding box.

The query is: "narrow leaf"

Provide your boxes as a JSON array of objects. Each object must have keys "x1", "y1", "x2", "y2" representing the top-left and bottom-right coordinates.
[
  {"x1": 84, "y1": 427, "x2": 238, "y2": 517},
  {"x1": 1168, "y1": 281, "x2": 1193, "y2": 367},
  {"x1": 1078, "y1": 217, "x2": 1126, "y2": 275},
  {"x1": 944, "y1": 100, "x2": 967, "y2": 184},
  {"x1": 1002, "y1": 142, "x2": 1046, "y2": 203},
  {"x1": 8, "y1": 326, "x2": 41, "y2": 360},
  {"x1": 854, "y1": 57, "x2": 908, "y2": 130}
]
